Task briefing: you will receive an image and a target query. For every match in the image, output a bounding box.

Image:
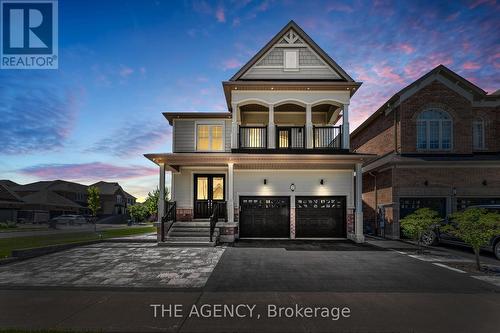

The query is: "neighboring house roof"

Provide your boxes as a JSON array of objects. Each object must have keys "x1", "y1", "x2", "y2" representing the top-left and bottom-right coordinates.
[
  {"x1": 0, "y1": 184, "x2": 24, "y2": 203},
  {"x1": 229, "y1": 20, "x2": 354, "y2": 82},
  {"x1": 351, "y1": 64, "x2": 499, "y2": 139},
  {"x1": 22, "y1": 189, "x2": 83, "y2": 208},
  {"x1": 47, "y1": 180, "x2": 88, "y2": 193},
  {"x1": 163, "y1": 112, "x2": 231, "y2": 125},
  {"x1": 0, "y1": 180, "x2": 19, "y2": 188},
  {"x1": 9, "y1": 179, "x2": 87, "y2": 194},
  {"x1": 90, "y1": 181, "x2": 123, "y2": 196}
]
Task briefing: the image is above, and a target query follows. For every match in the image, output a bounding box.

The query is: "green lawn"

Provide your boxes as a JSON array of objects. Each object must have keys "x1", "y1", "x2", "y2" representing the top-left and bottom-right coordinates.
[{"x1": 0, "y1": 226, "x2": 156, "y2": 258}]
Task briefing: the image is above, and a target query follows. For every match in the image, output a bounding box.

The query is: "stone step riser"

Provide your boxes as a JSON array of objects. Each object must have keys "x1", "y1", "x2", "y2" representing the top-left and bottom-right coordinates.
[{"x1": 158, "y1": 241, "x2": 215, "y2": 247}]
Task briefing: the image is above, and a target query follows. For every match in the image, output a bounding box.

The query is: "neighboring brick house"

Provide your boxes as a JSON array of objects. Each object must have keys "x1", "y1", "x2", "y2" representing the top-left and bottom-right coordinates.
[
  {"x1": 350, "y1": 65, "x2": 500, "y2": 239},
  {"x1": 90, "y1": 181, "x2": 136, "y2": 216}
]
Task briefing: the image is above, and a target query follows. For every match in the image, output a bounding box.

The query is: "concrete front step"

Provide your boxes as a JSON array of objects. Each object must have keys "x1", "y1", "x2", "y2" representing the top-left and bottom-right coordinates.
[
  {"x1": 166, "y1": 236, "x2": 215, "y2": 242},
  {"x1": 159, "y1": 240, "x2": 216, "y2": 247},
  {"x1": 170, "y1": 227, "x2": 210, "y2": 231},
  {"x1": 169, "y1": 231, "x2": 216, "y2": 237},
  {"x1": 172, "y1": 222, "x2": 210, "y2": 227}
]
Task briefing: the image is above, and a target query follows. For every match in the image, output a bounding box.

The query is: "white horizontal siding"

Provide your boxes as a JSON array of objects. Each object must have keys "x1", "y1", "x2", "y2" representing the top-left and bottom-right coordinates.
[
  {"x1": 234, "y1": 169, "x2": 354, "y2": 208},
  {"x1": 173, "y1": 120, "x2": 195, "y2": 152}
]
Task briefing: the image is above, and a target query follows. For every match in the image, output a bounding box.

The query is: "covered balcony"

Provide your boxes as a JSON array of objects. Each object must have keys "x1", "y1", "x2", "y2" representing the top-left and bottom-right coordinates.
[{"x1": 232, "y1": 100, "x2": 346, "y2": 152}]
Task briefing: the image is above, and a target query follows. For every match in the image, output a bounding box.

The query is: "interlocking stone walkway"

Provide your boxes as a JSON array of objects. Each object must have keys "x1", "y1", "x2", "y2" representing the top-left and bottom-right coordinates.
[{"x1": 0, "y1": 243, "x2": 224, "y2": 289}]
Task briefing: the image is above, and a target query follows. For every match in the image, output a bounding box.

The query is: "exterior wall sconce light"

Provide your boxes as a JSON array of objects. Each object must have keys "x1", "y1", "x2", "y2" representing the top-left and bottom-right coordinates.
[
  {"x1": 424, "y1": 180, "x2": 428, "y2": 186},
  {"x1": 264, "y1": 179, "x2": 267, "y2": 185},
  {"x1": 320, "y1": 179, "x2": 324, "y2": 185},
  {"x1": 290, "y1": 183, "x2": 296, "y2": 192},
  {"x1": 482, "y1": 180, "x2": 487, "y2": 186},
  {"x1": 452, "y1": 187, "x2": 457, "y2": 196}
]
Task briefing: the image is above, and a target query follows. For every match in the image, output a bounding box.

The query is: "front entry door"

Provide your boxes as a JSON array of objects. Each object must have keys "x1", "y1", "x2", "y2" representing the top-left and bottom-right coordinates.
[{"x1": 194, "y1": 174, "x2": 225, "y2": 218}]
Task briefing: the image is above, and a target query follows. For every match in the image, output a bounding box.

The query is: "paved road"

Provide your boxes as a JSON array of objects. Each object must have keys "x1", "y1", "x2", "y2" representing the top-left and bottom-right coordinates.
[{"x1": 0, "y1": 240, "x2": 498, "y2": 332}]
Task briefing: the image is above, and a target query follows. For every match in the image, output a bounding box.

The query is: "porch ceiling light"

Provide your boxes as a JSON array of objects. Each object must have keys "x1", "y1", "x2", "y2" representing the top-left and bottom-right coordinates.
[{"x1": 290, "y1": 183, "x2": 296, "y2": 192}]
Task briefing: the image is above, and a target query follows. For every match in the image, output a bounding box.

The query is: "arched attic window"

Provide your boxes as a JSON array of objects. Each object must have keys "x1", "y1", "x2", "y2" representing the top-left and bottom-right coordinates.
[{"x1": 416, "y1": 109, "x2": 452, "y2": 150}]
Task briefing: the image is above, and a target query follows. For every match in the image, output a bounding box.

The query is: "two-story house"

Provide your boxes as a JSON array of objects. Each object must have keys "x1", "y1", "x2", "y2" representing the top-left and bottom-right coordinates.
[
  {"x1": 145, "y1": 21, "x2": 372, "y2": 245},
  {"x1": 351, "y1": 65, "x2": 500, "y2": 239}
]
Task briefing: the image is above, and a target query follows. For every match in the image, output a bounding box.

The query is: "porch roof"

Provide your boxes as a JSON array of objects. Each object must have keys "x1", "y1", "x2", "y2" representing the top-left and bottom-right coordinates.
[{"x1": 144, "y1": 152, "x2": 375, "y2": 171}]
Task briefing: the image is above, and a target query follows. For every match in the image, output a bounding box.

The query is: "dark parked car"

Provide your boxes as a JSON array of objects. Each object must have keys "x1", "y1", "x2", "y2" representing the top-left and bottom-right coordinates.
[{"x1": 422, "y1": 205, "x2": 500, "y2": 260}]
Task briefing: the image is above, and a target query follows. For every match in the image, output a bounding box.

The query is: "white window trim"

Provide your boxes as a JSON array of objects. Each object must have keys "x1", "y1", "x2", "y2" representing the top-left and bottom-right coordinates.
[
  {"x1": 194, "y1": 121, "x2": 226, "y2": 152},
  {"x1": 472, "y1": 119, "x2": 486, "y2": 150},
  {"x1": 416, "y1": 111, "x2": 453, "y2": 151}
]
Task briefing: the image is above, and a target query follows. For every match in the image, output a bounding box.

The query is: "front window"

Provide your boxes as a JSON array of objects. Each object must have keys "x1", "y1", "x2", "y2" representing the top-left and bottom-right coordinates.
[
  {"x1": 197, "y1": 124, "x2": 223, "y2": 151},
  {"x1": 416, "y1": 109, "x2": 452, "y2": 150},
  {"x1": 472, "y1": 119, "x2": 485, "y2": 150}
]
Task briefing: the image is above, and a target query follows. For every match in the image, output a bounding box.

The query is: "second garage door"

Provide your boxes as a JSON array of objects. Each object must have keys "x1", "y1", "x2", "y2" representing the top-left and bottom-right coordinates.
[
  {"x1": 295, "y1": 196, "x2": 346, "y2": 238},
  {"x1": 239, "y1": 196, "x2": 290, "y2": 238}
]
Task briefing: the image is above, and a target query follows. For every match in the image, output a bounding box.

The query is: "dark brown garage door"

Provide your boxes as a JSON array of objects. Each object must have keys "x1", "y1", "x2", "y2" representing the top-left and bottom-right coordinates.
[
  {"x1": 295, "y1": 196, "x2": 346, "y2": 238},
  {"x1": 239, "y1": 197, "x2": 290, "y2": 238}
]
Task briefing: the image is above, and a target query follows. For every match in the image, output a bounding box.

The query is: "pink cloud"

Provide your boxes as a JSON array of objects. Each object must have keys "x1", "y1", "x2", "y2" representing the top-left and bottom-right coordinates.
[
  {"x1": 221, "y1": 58, "x2": 242, "y2": 70},
  {"x1": 396, "y1": 43, "x2": 415, "y2": 54},
  {"x1": 372, "y1": 65, "x2": 404, "y2": 84},
  {"x1": 19, "y1": 162, "x2": 157, "y2": 182},
  {"x1": 488, "y1": 52, "x2": 500, "y2": 69},
  {"x1": 462, "y1": 61, "x2": 481, "y2": 70},
  {"x1": 215, "y1": 6, "x2": 225, "y2": 22},
  {"x1": 403, "y1": 53, "x2": 454, "y2": 79}
]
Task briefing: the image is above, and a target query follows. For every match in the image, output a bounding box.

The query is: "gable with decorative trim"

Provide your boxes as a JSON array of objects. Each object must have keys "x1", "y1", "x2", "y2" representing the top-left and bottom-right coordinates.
[{"x1": 241, "y1": 28, "x2": 342, "y2": 80}]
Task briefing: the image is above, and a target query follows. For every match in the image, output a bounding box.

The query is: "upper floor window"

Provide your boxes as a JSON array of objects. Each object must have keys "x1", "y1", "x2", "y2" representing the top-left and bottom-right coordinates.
[
  {"x1": 196, "y1": 124, "x2": 223, "y2": 151},
  {"x1": 416, "y1": 109, "x2": 452, "y2": 150},
  {"x1": 472, "y1": 118, "x2": 485, "y2": 150}
]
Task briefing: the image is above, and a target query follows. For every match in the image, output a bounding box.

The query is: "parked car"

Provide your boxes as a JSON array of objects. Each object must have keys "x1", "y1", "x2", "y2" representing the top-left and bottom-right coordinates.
[
  {"x1": 422, "y1": 205, "x2": 500, "y2": 260},
  {"x1": 50, "y1": 215, "x2": 88, "y2": 225}
]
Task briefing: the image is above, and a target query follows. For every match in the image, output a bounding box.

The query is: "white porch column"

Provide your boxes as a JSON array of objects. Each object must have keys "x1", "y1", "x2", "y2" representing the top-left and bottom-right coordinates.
[
  {"x1": 268, "y1": 104, "x2": 275, "y2": 149},
  {"x1": 231, "y1": 102, "x2": 239, "y2": 149},
  {"x1": 342, "y1": 104, "x2": 350, "y2": 150},
  {"x1": 306, "y1": 103, "x2": 313, "y2": 149},
  {"x1": 227, "y1": 163, "x2": 234, "y2": 222},
  {"x1": 158, "y1": 163, "x2": 166, "y2": 223},
  {"x1": 354, "y1": 163, "x2": 365, "y2": 243}
]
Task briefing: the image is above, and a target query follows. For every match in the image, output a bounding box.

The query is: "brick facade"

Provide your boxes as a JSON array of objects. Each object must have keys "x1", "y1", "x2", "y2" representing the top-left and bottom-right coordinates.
[
  {"x1": 351, "y1": 70, "x2": 500, "y2": 239},
  {"x1": 176, "y1": 208, "x2": 193, "y2": 221}
]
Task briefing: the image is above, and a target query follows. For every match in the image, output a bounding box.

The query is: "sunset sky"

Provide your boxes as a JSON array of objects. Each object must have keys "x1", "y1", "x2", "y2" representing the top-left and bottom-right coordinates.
[{"x1": 0, "y1": 0, "x2": 499, "y2": 201}]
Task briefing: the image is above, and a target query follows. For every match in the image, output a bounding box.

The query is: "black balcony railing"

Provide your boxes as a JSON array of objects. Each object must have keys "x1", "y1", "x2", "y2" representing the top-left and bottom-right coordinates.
[
  {"x1": 239, "y1": 126, "x2": 267, "y2": 149},
  {"x1": 313, "y1": 126, "x2": 342, "y2": 149},
  {"x1": 276, "y1": 126, "x2": 305, "y2": 149}
]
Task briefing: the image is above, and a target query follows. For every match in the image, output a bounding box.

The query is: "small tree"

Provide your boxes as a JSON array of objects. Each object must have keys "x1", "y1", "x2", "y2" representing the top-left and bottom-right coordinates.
[
  {"x1": 143, "y1": 187, "x2": 170, "y2": 219},
  {"x1": 400, "y1": 208, "x2": 442, "y2": 253},
  {"x1": 128, "y1": 204, "x2": 148, "y2": 223},
  {"x1": 444, "y1": 208, "x2": 500, "y2": 271},
  {"x1": 87, "y1": 186, "x2": 101, "y2": 233}
]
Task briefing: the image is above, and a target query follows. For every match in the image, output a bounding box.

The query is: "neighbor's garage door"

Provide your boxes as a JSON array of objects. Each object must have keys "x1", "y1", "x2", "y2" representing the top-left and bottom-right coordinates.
[
  {"x1": 239, "y1": 197, "x2": 290, "y2": 238},
  {"x1": 295, "y1": 196, "x2": 346, "y2": 238}
]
